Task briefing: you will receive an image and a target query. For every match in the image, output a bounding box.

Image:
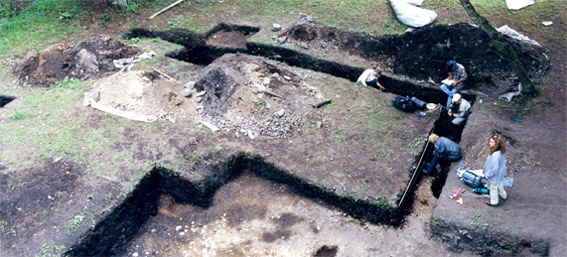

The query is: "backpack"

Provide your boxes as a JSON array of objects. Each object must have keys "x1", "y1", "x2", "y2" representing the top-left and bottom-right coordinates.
[
  {"x1": 393, "y1": 96, "x2": 416, "y2": 112},
  {"x1": 460, "y1": 170, "x2": 484, "y2": 189}
]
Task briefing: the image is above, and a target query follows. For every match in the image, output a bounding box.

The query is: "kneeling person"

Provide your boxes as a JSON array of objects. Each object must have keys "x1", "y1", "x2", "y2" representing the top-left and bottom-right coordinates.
[{"x1": 357, "y1": 68, "x2": 385, "y2": 90}]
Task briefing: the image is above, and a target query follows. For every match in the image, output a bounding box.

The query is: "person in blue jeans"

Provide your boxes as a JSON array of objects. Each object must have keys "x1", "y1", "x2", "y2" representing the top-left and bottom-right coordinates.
[
  {"x1": 424, "y1": 134, "x2": 462, "y2": 175},
  {"x1": 441, "y1": 60, "x2": 468, "y2": 109}
]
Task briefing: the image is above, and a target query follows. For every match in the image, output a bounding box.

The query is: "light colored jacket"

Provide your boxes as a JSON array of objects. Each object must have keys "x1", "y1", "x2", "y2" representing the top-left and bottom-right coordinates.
[
  {"x1": 356, "y1": 69, "x2": 377, "y2": 87},
  {"x1": 483, "y1": 150, "x2": 507, "y2": 183}
]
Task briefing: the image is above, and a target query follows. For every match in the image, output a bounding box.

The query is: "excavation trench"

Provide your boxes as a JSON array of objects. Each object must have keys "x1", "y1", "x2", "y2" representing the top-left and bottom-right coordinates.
[
  {"x1": 63, "y1": 24, "x2": 480, "y2": 256},
  {"x1": 65, "y1": 154, "x2": 402, "y2": 256},
  {"x1": 126, "y1": 23, "x2": 475, "y2": 201},
  {"x1": 64, "y1": 96, "x2": 472, "y2": 257}
]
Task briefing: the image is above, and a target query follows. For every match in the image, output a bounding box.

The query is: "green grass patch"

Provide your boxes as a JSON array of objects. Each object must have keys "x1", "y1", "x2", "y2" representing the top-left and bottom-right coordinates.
[{"x1": 0, "y1": 0, "x2": 86, "y2": 57}]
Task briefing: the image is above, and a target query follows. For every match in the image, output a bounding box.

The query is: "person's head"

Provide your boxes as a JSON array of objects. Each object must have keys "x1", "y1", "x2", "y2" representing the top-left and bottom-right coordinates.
[
  {"x1": 488, "y1": 134, "x2": 506, "y2": 154},
  {"x1": 452, "y1": 93, "x2": 462, "y2": 104},
  {"x1": 445, "y1": 60, "x2": 457, "y2": 73},
  {"x1": 429, "y1": 133, "x2": 439, "y2": 143}
]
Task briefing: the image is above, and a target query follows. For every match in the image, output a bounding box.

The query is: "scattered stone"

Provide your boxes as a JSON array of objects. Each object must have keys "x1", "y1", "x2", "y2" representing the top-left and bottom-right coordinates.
[
  {"x1": 276, "y1": 109, "x2": 285, "y2": 117},
  {"x1": 175, "y1": 226, "x2": 182, "y2": 232},
  {"x1": 257, "y1": 84, "x2": 266, "y2": 92},
  {"x1": 182, "y1": 88, "x2": 193, "y2": 97},
  {"x1": 298, "y1": 43, "x2": 310, "y2": 50},
  {"x1": 276, "y1": 36, "x2": 287, "y2": 44},
  {"x1": 272, "y1": 23, "x2": 282, "y2": 32},
  {"x1": 298, "y1": 13, "x2": 316, "y2": 23},
  {"x1": 283, "y1": 75, "x2": 291, "y2": 81},
  {"x1": 196, "y1": 97, "x2": 203, "y2": 103},
  {"x1": 247, "y1": 130, "x2": 255, "y2": 139},
  {"x1": 317, "y1": 121, "x2": 322, "y2": 129},
  {"x1": 196, "y1": 91, "x2": 207, "y2": 97},
  {"x1": 185, "y1": 81, "x2": 196, "y2": 89},
  {"x1": 132, "y1": 253, "x2": 139, "y2": 257},
  {"x1": 201, "y1": 121, "x2": 220, "y2": 132},
  {"x1": 179, "y1": 232, "x2": 185, "y2": 236},
  {"x1": 263, "y1": 78, "x2": 271, "y2": 85},
  {"x1": 542, "y1": 21, "x2": 553, "y2": 26}
]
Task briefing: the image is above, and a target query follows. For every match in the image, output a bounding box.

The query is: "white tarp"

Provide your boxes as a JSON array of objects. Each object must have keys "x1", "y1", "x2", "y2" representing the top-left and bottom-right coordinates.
[
  {"x1": 390, "y1": 0, "x2": 437, "y2": 28},
  {"x1": 506, "y1": 0, "x2": 535, "y2": 10},
  {"x1": 497, "y1": 25, "x2": 541, "y2": 46}
]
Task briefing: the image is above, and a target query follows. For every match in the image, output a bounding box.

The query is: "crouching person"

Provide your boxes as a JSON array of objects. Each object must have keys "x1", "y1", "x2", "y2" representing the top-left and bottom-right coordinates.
[
  {"x1": 448, "y1": 93, "x2": 471, "y2": 127},
  {"x1": 356, "y1": 68, "x2": 385, "y2": 90},
  {"x1": 424, "y1": 134, "x2": 462, "y2": 175},
  {"x1": 483, "y1": 134, "x2": 508, "y2": 207}
]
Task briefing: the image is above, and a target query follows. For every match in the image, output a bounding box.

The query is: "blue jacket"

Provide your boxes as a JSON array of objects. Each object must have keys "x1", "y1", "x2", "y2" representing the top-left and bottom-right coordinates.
[
  {"x1": 484, "y1": 150, "x2": 507, "y2": 183},
  {"x1": 434, "y1": 137, "x2": 462, "y2": 161}
]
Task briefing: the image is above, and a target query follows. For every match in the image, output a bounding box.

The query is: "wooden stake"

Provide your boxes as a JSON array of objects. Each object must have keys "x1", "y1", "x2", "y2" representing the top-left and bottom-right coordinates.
[
  {"x1": 148, "y1": 0, "x2": 185, "y2": 20},
  {"x1": 152, "y1": 68, "x2": 177, "y2": 81}
]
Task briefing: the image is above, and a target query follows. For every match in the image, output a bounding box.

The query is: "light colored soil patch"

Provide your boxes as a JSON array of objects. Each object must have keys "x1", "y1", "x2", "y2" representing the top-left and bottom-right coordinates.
[{"x1": 123, "y1": 173, "x2": 468, "y2": 257}]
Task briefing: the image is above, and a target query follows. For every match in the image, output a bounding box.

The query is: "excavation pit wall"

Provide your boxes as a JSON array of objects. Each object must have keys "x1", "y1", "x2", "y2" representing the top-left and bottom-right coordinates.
[
  {"x1": 65, "y1": 154, "x2": 403, "y2": 256},
  {"x1": 0, "y1": 95, "x2": 15, "y2": 108}
]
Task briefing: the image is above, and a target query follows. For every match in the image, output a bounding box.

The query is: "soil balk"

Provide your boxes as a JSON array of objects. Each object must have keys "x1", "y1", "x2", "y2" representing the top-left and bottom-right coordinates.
[
  {"x1": 281, "y1": 22, "x2": 550, "y2": 96},
  {"x1": 64, "y1": 154, "x2": 399, "y2": 256}
]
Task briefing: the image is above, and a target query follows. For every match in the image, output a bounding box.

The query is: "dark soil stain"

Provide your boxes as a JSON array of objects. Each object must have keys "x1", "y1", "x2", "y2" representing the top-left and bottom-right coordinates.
[
  {"x1": 314, "y1": 245, "x2": 338, "y2": 257},
  {"x1": 261, "y1": 229, "x2": 292, "y2": 243}
]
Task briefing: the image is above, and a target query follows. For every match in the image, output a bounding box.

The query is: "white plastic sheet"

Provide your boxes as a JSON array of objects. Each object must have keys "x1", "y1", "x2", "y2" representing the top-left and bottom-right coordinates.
[
  {"x1": 390, "y1": 0, "x2": 437, "y2": 28},
  {"x1": 497, "y1": 25, "x2": 541, "y2": 46},
  {"x1": 506, "y1": 0, "x2": 535, "y2": 10}
]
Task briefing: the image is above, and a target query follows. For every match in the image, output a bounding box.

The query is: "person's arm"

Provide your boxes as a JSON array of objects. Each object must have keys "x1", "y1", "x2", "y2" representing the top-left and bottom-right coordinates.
[{"x1": 452, "y1": 66, "x2": 468, "y2": 86}]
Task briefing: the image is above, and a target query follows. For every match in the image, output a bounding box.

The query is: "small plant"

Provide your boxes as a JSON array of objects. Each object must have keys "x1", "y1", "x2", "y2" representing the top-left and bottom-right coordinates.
[
  {"x1": 100, "y1": 13, "x2": 113, "y2": 21},
  {"x1": 362, "y1": 178, "x2": 370, "y2": 184},
  {"x1": 125, "y1": 3, "x2": 140, "y2": 13},
  {"x1": 59, "y1": 11, "x2": 73, "y2": 20},
  {"x1": 54, "y1": 77, "x2": 83, "y2": 89},
  {"x1": 86, "y1": 194, "x2": 94, "y2": 200},
  {"x1": 65, "y1": 215, "x2": 85, "y2": 235},
  {"x1": 10, "y1": 109, "x2": 25, "y2": 120},
  {"x1": 256, "y1": 101, "x2": 267, "y2": 108},
  {"x1": 130, "y1": 37, "x2": 140, "y2": 44}
]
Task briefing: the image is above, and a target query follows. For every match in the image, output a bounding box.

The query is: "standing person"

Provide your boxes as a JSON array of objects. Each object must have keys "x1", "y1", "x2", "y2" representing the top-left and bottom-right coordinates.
[
  {"x1": 483, "y1": 134, "x2": 508, "y2": 207},
  {"x1": 448, "y1": 93, "x2": 471, "y2": 126},
  {"x1": 357, "y1": 68, "x2": 385, "y2": 90},
  {"x1": 424, "y1": 134, "x2": 462, "y2": 175},
  {"x1": 441, "y1": 60, "x2": 468, "y2": 109}
]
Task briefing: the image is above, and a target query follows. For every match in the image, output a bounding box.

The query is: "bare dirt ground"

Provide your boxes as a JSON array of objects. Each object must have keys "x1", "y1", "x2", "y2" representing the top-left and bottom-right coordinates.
[{"x1": 0, "y1": 1, "x2": 565, "y2": 257}]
